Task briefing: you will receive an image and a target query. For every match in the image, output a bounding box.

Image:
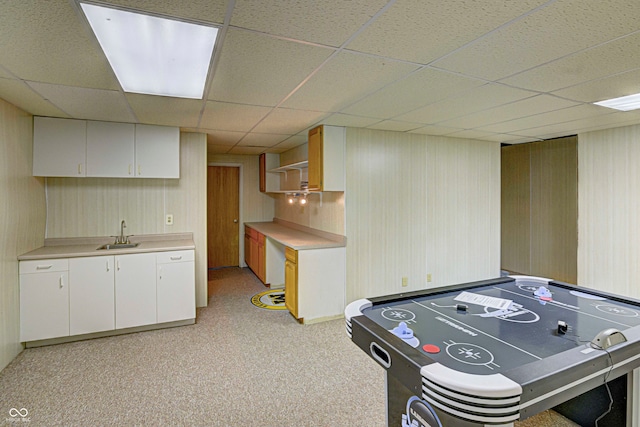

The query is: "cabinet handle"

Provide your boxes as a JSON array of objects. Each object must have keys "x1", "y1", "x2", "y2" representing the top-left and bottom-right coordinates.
[
  {"x1": 106, "y1": 260, "x2": 110, "y2": 272},
  {"x1": 158, "y1": 266, "x2": 162, "y2": 280},
  {"x1": 138, "y1": 165, "x2": 141, "y2": 175},
  {"x1": 170, "y1": 256, "x2": 182, "y2": 261},
  {"x1": 128, "y1": 164, "x2": 132, "y2": 175},
  {"x1": 117, "y1": 259, "x2": 120, "y2": 271},
  {"x1": 78, "y1": 163, "x2": 82, "y2": 174},
  {"x1": 36, "y1": 264, "x2": 53, "y2": 270},
  {"x1": 59, "y1": 275, "x2": 64, "y2": 288}
]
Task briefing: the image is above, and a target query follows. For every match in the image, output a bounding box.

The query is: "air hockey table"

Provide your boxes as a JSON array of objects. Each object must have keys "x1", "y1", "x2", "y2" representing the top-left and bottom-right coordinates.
[{"x1": 345, "y1": 275, "x2": 640, "y2": 427}]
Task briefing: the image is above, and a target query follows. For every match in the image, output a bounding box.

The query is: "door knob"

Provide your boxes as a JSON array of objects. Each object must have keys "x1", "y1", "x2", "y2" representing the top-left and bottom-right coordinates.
[{"x1": 233, "y1": 219, "x2": 238, "y2": 223}]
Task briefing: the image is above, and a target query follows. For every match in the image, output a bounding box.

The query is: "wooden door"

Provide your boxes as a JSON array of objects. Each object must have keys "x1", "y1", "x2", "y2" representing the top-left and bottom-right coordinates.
[{"x1": 207, "y1": 166, "x2": 240, "y2": 269}]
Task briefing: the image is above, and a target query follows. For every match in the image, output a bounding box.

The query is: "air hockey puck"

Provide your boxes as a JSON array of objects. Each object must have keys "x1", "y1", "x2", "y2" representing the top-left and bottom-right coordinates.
[{"x1": 422, "y1": 344, "x2": 441, "y2": 354}]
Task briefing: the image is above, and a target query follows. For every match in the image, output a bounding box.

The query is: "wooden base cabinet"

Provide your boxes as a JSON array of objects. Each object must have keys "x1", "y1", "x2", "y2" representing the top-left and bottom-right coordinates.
[
  {"x1": 284, "y1": 246, "x2": 346, "y2": 323},
  {"x1": 284, "y1": 247, "x2": 298, "y2": 318},
  {"x1": 245, "y1": 225, "x2": 267, "y2": 284}
]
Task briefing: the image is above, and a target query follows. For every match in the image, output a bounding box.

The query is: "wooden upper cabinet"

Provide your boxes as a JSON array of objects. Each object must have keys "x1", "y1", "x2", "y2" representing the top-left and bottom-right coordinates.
[{"x1": 307, "y1": 125, "x2": 345, "y2": 192}]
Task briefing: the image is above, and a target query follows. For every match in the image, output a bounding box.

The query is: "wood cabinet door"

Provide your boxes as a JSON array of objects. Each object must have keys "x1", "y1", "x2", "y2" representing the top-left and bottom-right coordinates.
[
  {"x1": 257, "y1": 234, "x2": 266, "y2": 283},
  {"x1": 69, "y1": 256, "x2": 115, "y2": 335},
  {"x1": 284, "y1": 257, "x2": 298, "y2": 318},
  {"x1": 307, "y1": 125, "x2": 323, "y2": 191}
]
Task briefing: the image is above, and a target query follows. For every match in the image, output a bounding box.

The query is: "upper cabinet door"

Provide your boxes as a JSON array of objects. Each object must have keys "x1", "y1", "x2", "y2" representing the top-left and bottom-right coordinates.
[
  {"x1": 86, "y1": 121, "x2": 135, "y2": 178},
  {"x1": 135, "y1": 124, "x2": 180, "y2": 178},
  {"x1": 33, "y1": 117, "x2": 87, "y2": 177}
]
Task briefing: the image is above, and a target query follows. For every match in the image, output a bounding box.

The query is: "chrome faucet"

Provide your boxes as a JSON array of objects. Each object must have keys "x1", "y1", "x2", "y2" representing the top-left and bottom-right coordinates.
[{"x1": 117, "y1": 220, "x2": 128, "y2": 244}]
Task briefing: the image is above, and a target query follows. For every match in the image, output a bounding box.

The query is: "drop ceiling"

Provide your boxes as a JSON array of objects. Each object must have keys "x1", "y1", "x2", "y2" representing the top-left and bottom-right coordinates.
[{"x1": 2, "y1": 0, "x2": 640, "y2": 154}]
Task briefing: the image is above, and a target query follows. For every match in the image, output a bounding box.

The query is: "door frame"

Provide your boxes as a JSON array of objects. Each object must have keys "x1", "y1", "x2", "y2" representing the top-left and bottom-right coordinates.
[{"x1": 207, "y1": 162, "x2": 244, "y2": 268}]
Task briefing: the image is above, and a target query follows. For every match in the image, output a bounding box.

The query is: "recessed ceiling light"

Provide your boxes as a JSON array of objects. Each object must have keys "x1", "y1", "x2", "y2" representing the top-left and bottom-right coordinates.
[
  {"x1": 594, "y1": 93, "x2": 640, "y2": 111},
  {"x1": 80, "y1": 2, "x2": 218, "y2": 99}
]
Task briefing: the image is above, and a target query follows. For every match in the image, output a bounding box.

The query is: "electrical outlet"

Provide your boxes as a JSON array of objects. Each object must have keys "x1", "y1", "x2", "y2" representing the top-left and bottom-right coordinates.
[
  {"x1": 165, "y1": 214, "x2": 174, "y2": 226},
  {"x1": 402, "y1": 277, "x2": 408, "y2": 287},
  {"x1": 427, "y1": 274, "x2": 432, "y2": 283}
]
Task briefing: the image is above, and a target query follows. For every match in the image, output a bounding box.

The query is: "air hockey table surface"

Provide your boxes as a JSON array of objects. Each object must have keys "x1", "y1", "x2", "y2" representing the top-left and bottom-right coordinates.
[{"x1": 345, "y1": 275, "x2": 640, "y2": 427}]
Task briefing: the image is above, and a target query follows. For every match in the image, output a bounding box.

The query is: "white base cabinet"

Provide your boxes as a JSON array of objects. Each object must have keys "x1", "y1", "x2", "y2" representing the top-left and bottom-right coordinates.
[
  {"x1": 115, "y1": 253, "x2": 157, "y2": 329},
  {"x1": 69, "y1": 256, "x2": 115, "y2": 335},
  {"x1": 157, "y1": 250, "x2": 195, "y2": 323},
  {"x1": 19, "y1": 249, "x2": 195, "y2": 343},
  {"x1": 19, "y1": 259, "x2": 70, "y2": 342}
]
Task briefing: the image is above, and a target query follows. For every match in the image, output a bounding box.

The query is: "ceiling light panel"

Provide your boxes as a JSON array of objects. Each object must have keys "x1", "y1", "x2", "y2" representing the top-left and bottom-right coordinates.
[
  {"x1": 80, "y1": 2, "x2": 218, "y2": 99},
  {"x1": 594, "y1": 93, "x2": 640, "y2": 111}
]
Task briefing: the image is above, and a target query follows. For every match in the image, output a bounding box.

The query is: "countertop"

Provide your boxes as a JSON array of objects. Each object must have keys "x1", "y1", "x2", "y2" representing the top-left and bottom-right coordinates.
[
  {"x1": 244, "y1": 219, "x2": 345, "y2": 250},
  {"x1": 18, "y1": 233, "x2": 195, "y2": 261}
]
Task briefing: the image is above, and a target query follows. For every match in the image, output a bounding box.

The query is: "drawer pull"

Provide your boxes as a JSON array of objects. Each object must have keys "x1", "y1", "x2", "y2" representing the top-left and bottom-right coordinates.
[
  {"x1": 170, "y1": 256, "x2": 182, "y2": 261},
  {"x1": 36, "y1": 265, "x2": 53, "y2": 270},
  {"x1": 59, "y1": 275, "x2": 64, "y2": 288}
]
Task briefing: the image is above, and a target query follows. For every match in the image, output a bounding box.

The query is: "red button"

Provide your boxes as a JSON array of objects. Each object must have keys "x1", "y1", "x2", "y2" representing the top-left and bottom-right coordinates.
[{"x1": 423, "y1": 344, "x2": 441, "y2": 354}]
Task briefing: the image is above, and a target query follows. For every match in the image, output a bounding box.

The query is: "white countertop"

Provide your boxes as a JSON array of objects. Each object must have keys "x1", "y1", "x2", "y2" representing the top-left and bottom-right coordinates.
[
  {"x1": 245, "y1": 220, "x2": 345, "y2": 250},
  {"x1": 18, "y1": 233, "x2": 195, "y2": 260}
]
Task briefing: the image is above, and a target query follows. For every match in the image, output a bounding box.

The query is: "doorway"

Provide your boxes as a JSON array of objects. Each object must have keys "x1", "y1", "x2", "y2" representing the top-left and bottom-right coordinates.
[{"x1": 207, "y1": 165, "x2": 240, "y2": 273}]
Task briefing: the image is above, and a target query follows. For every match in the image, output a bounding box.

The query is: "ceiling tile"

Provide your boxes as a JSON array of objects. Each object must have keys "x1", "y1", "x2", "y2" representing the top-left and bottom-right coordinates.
[
  {"x1": 207, "y1": 144, "x2": 234, "y2": 154},
  {"x1": 0, "y1": 2, "x2": 119, "y2": 90},
  {"x1": 408, "y1": 125, "x2": 461, "y2": 136},
  {"x1": 321, "y1": 113, "x2": 381, "y2": 128},
  {"x1": 208, "y1": 28, "x2": 333, "y2": 106},
  {"x1": 516, "y1": 110, "x2": 640, "y2": 137},
  {"x1": 396, "y1": 83, "x2": 536, "y2": 124},
  {"x1": 100, "y1": 0, "x2": 229, "y2": 24},
  {"x1": 228, "y1": 145, "x2": 267, "y2": 155},
  {"x1": 478, "y1": 104, "x2": 606, "y2": 134},
  {"x1": 271, "y1": 134, "x2": 308, "y2": 151},
  {"x1": 200, "y1": 101, "x2": 272, "y2": 131},
  {"x1": 501, "y1": 31, "x2": 640, "y2": 93},
  {"x1": 553, "y1": 68, "x2": 640, "y2": 103},
  {"x1": 0, "y1": 78, "x2": 69, "y2": 117},
  {"x1": 126, "y1": 93, "x2": 203, "y2": 126},
  {"x1": 28, "y1": 82, "x2": 136, "y2": 122},
  {"x1": 282, "y1": 52, "x2": 419, "y2": 112},
  {"x1": 438, "y1": 95, "x2": 578, "y2": 129},
  {"x1": 237, "y1": 133, "x2": 291, "y2": 147},
  {"x1": 366, "y1": 120, "x2": 424, "y2": 132},
  {"x1": 346, "y1": 0, "x2": 548, "y2": 64},
  {"x1": 444, "y1": 129, "x2": 505, "y2": 141},
  {"x1": 203, "y1": 130, "x2": 245, "y2": 146},
  {"x1": 230, "y1": 0, "x2": 388, "y2": 47},
  {"x1": 432, "y1": 0, "x2": 640, "y2": 81},
  {"x1": 251, "y1": 108, "x2": 328, "y2": 134},
  {"x1": 342, "y1": 67, "x2": 485, "y2": 119}
]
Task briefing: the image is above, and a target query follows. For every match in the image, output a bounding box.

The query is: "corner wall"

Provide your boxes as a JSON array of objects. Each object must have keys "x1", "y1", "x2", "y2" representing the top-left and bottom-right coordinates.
[{"x1": 0, "y1": 99, "x2": 46, "y2": 371}]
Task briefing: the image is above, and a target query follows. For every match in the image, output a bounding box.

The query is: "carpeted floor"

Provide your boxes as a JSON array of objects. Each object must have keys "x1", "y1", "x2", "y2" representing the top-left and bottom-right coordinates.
[{"x1": 0, "y1": 267, "x2": 579, "y2": 426}]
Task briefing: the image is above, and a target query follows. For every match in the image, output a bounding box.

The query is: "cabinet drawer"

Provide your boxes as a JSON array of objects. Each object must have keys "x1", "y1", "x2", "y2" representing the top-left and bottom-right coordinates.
[
  {"x1": 20, "y1": 258, "x2": 69, "y2": 274},
  {"x1": 245, "y1": 226, "x2": 257, "y2": 239},
  {"x1": 156, "y1": 250, "x2": 194, "y2": 264},
  {"x1": 257, "y1": 232, "x2": 265, "y2": 244},
  {"x1": 285, "y1": 247, "x2": 297, "y2": 263}
]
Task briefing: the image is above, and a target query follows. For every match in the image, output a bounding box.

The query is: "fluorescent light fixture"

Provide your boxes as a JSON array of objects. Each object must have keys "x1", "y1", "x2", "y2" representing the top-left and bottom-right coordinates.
[
  {"x1": 80, "y1": 2, "x2": 218, "y2": 99},
  {"x1": 594, "y1": 92, "x2": 640, "y2": 111}
]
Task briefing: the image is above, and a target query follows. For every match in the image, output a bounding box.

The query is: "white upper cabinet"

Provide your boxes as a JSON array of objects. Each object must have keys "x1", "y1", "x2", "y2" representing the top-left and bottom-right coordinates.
[
  {"x1": 33, "y1": 117, "x2": 87, "y2": 177},
  {"x1": 86, "y1": 121, "x2": 135, "y2": 178},
  {"x1": 135, "y1": 124, "x2": 180, "y2": 178},
  {"x1": 33, "y1": 117, "x2": 179, "y2": 178}
]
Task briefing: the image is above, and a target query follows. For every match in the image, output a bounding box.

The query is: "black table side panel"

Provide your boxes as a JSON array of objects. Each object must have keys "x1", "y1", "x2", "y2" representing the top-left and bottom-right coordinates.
[{"x1": 351, "y1": 315, "x2": 430, "y2": 397}]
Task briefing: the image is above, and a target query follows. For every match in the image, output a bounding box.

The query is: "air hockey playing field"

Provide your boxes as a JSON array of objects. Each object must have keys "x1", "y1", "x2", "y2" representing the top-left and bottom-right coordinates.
[{"x1": 345, "y1": 275, "x2": 640, "y2": 426}]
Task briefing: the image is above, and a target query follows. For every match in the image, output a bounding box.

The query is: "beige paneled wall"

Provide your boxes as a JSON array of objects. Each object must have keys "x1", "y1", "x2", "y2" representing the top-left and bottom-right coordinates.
[
  {"x1": 45, "y1": 132, "x2": 209, "y2": 307},
  {"x1": 274, "y1": 192, "x2": 345, "y2": 235},
  {"x1": 0, "y1": 99, "x2": 46, "y2": 371},
  {"x1": 579, "y1": 125, "x2": 640, "y2": 298},
  {"x1": 346, "y1": 128, "x2": 500, "y2": 302}
]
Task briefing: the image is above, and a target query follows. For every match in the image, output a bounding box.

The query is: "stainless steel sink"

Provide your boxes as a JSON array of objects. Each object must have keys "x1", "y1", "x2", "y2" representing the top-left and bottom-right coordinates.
[{"x1": 97, "y1": 243, "x2": 139, "y2": 250}]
